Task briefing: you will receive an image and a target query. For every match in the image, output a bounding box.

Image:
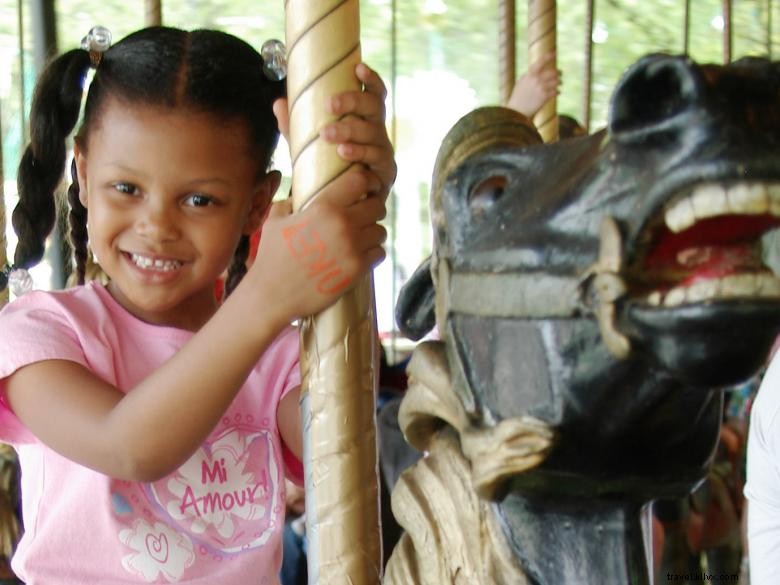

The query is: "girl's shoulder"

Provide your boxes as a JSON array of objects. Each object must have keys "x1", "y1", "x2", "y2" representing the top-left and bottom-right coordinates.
[{"x1": 2, "y1": 281, "x2": 109, "y2": 314}]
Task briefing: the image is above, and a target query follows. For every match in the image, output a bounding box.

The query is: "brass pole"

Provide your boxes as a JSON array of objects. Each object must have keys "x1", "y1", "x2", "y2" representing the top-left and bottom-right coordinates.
[
  {"x1": 285, "y1": 2, "x2": 382, "y2": 583},
  {"x1": 583, "y1": 0, "x2": 594, "y2": 133},
  {"x1": 499, "y1": 0, "x2": 516, "y2": 105},
  {"x1": 528, "y1": 0, "x2": 558, "y2": 142},
  {"x1": 145, "y1": 0, "x2": 162, "y2": 26},
  {"x1": 683, "y1": 0, "x2": 691, "y2": 54}
]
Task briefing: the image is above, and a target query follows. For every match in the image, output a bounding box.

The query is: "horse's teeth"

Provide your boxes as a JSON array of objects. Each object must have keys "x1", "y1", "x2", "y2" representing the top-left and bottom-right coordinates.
[
  {"x1": 757, "y1": 274, "x2": 780, "y2": 297},
  {"x1": 686, "y1": 279, "x2": 720, "y2": 302},
  {"x1": 664, "y1": 287, "x2": 687, "y2": 306},
  {"x1": 664, "y1": 182, "x2": 780, "y2": 233},
  {"x1": 727, "y1": 183, "x2": 768, "y2": 214},
  {"x1": 721, "y1": 274, "x2": 757, "y2": 297},
  {"x1": 691, "y1": 184, "x2": 728, "y2": 220},
  {"x1": 664, "y1": 197, "x2": 696, "y2": 233},
  {"x1": 768, "y1": 184, "x2": 780, "y2": 215}
]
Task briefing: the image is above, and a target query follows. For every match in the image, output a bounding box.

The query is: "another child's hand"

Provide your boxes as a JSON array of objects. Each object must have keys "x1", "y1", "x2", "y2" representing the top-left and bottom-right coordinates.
[
  {"x1": 247, "y1": 167, "x2": 387, "y2": 325},
  {"x1": 506, "y1": 52, "x2": 561, "y2": 119}
]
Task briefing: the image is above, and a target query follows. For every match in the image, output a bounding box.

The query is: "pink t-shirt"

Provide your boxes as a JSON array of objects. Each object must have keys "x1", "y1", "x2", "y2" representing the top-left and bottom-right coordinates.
[{"x1": 0, "y1": 282, "x2": 302, "y2": 584}]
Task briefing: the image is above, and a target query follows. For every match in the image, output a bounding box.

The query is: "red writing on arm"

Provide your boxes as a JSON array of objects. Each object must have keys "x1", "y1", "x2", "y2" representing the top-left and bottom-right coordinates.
[{"x1": 282, "y1": 221, "x2": 352, "y2": 296}]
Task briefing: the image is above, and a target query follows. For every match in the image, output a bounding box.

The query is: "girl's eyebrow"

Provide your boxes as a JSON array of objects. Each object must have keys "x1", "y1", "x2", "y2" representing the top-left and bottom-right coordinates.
[{"x1": 104, "y1": 162, "x2": 230, "y2": 187}]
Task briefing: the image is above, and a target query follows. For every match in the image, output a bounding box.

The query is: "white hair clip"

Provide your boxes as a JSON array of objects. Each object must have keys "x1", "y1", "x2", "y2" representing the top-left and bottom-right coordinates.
[
  {"x1": 81, "y1": 25, "x2": 112, "y2": 68},
  {"x1": 261, "y1": 39, "x2": 287, "y2": 81},
  {"x1": 1, "y1": 264, "x2": 33, "y2": 296}
]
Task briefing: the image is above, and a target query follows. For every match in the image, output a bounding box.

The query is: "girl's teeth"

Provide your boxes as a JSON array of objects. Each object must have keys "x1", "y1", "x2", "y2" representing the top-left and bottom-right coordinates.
[{"x1": 130, "y1": 253, "x2": 181, "y2": 271}]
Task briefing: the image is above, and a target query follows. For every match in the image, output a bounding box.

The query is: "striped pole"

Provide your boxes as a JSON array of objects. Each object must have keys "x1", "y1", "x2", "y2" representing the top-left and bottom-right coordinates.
[
  {"x1": 284, "y1": 2, "x2": 382, "y2": 583},
  {"x1": 528, "y1": 0, "x2": 558, "y2": 142},
  {"x1": 499, "y1": 0, "x2": 516, "y2": 106}
]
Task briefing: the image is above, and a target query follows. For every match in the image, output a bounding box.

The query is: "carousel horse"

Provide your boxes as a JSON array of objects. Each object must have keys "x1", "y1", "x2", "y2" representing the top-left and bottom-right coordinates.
[{"x1": 386, "y1": 53, "x2": 780, "y2": 584}]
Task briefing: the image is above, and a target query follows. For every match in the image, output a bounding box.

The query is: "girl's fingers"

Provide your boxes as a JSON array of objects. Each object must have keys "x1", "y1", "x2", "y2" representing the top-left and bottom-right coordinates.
[
  {"x1": 359, "y1": 223, "x2": 388, "y2": 252},
  {"x1": 356, "y1": 63, "x2": 388, "y2": 100},
  {"x1": 337, "y1": 145, "x2": 396, "y2": 194},
  {"x1": 321, "y1": 117, "x2": 391, "y2": 152},
  {"x1": 329, "y1": 85, "x2": 386, "y2": 122},
  {"x1": 273, "y1": 98, "x2": 290, "y2": 142}
]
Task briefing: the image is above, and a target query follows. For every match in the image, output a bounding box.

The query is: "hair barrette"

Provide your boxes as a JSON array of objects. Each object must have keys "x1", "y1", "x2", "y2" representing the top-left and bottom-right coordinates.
[
  {"x1": 81, "y1": 25, "x2": 112, "y2": 68},
  {"x1": 261, "y1": 39, "x2": 287, "y2": 81},
  {"x1": 1, "y1": 264, "x2": 33, "y2": 296}
]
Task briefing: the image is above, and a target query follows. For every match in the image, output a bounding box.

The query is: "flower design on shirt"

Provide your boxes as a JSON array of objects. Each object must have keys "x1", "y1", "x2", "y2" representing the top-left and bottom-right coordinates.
[
  {"x1": 119, "y1": 519, "x2": 195, "y2": 582},
  {"x1": 161, "y1": 427, "x2": 277, "y2": 546}
]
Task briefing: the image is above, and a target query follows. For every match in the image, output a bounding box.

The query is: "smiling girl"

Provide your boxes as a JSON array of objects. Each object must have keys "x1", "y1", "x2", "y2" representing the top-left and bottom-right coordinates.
[{"x1": 0, "y1": 25, "x2": 393, "y2": 584}]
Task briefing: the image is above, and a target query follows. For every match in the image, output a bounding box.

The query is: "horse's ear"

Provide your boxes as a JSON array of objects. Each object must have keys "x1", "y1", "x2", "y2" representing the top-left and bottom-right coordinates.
[{"x1": 395, "y1": 256, "x2": 436, "y2": 341}]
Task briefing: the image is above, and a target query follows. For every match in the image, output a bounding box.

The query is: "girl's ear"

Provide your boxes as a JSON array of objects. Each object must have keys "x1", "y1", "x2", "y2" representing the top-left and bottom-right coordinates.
[
  {"x1": 73, "y1": 139, "x2": 89, "y2": 208},
  {"x1": 243, "y1": 170, "x2": 282, "y2": 235}
]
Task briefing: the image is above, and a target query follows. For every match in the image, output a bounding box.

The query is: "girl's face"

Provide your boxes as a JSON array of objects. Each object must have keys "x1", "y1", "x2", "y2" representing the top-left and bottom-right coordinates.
[{"x1": 75, "y1": 97, "x2": 278, "y2": 330}]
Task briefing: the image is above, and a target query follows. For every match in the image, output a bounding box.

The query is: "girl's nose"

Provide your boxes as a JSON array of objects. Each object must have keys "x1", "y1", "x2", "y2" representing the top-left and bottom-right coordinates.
[{"x1": 135, "y1": 202, "x2": 181, "y2": 242}]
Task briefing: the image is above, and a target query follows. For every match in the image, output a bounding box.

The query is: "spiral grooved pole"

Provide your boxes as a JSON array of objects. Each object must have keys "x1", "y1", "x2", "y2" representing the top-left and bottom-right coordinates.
[
  {"x1": 285, "y1": 2, "x2": 382, "y2": 583},
  {"x1": 528, "y1": 0, "x2": 558, "y2": 142}
]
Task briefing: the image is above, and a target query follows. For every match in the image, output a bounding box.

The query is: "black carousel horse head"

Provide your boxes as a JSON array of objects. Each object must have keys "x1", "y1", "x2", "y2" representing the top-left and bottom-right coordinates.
[{"x1": 397, "y1": 53, "x2": 780, "y2": 499}]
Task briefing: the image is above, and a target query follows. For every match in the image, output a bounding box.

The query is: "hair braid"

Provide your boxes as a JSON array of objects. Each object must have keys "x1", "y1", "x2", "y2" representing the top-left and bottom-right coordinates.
[
  {"x1": 12, "y1": 49, "x2": 91, "y2": 273},
  {"x1": 224, "y1": 235, "x2": 250, "y2": 298},
  {"x1": 67, "y1": 158, "x2": 88, "y2": 285}
]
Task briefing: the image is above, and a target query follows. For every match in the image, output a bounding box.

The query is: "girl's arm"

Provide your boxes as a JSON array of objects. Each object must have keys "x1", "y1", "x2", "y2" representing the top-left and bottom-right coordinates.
[{"x1": 5, "y1": 171, "x2": 385, "y2": 482}]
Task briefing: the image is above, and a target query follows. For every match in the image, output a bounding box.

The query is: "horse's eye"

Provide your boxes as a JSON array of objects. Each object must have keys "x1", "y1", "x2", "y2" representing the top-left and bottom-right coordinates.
[{"x1": 469, "y1": 175, "x2": 507, "y2": 211}]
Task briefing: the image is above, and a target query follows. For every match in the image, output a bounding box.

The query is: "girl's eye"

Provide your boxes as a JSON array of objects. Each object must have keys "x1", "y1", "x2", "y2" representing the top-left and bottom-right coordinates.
[
  {"x1": 183, "y1": 193, "x2": 215, "y2": 208},
  {"x1": 113, "y1": 182, "x2": 139, "y2": 196}
]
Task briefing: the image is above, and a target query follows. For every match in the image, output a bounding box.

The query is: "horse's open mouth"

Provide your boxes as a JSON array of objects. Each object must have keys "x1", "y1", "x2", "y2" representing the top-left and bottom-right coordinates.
[{"x1": 634, "y1": 180, "x2": 780, "y2": 306}]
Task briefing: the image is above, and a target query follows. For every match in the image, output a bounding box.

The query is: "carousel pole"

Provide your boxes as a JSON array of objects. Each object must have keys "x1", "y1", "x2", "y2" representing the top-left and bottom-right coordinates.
[
  {"x1": 499, "y1": 0, "x2": 516, "y2": 105},
  {"x1": 723, "y1": 0, "x2": 733, "y2": 63},
  {"x1": 528, "y1": 0, "x2": 558, "y2": 142},
  {"x1": 145, "y1": 0, "x2": 162, "y2": 26},
  {"x1": 768, "y1": 0, "x2": 773, "y2": 58},
  {"x1": 284, "y1": 2, "x2": 382, "y2": 584},
  {"x1": 683, "y1": 0, "x2": 691, "y2": 54},
  {"x1": 583, "y1": 0, "x2": 594, "y2": 133}
]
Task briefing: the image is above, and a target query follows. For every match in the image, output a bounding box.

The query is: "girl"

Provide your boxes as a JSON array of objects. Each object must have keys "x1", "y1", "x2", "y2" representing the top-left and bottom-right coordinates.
[{"x1": 0, "y1": 25, "x2": 394, "y2": 584}]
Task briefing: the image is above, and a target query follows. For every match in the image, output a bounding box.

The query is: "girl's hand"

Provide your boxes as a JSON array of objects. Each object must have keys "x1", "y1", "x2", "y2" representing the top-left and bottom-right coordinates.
[
  {"x1": 273, "y1": 63, "x2": 397, "y2": 201},
  {"x1": 320, "y1": 63, "x2": 396, "y2": 201},
  {"x1": 246, "y1": 167, "x2": 387, "y2": 326}
]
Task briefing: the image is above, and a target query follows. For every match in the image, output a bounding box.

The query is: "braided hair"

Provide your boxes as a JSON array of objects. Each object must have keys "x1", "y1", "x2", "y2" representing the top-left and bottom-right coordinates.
[{"x1": 8, "y1": 26, "x2": 285, "y2": 295}]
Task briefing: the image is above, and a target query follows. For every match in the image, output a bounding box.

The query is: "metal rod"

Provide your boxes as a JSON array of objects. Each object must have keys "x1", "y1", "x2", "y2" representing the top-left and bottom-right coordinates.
[
  {"x1": 17, "y1": 0, "x2": 26, "y2": 141},
  {"x1": 1, "y1": 98, "x2": 7, "y2": 306},
  {"x1": 583, "y1": 0, "x2": 594, "y2": 132},
  {"x1": 389, "y1": 0, "x2": 399, "y2": 364},
  {"x1": 769, "y1": 0, "x2": 773, "y2": 58},
  {"x1": 683, "y1": 0, "x2": 691, "y2": 54},
  {"x1": 723, "y1": 0, "x2": 733, "y2": 63},
  {"x1": 145, "y1": 0, "x2": 162, "y2": 26},
  {"x1": 499, "y1": 0, "x2": 517, "y2": 105},
  {"x1": 30, "y1": 0, "x2": 66, "y2": 289}
]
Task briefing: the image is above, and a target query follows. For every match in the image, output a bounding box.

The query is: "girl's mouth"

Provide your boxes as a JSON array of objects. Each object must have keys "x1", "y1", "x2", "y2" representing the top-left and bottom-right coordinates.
[{"x1": 127, "y1": 252, "x2": 184, "y2": 272}]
